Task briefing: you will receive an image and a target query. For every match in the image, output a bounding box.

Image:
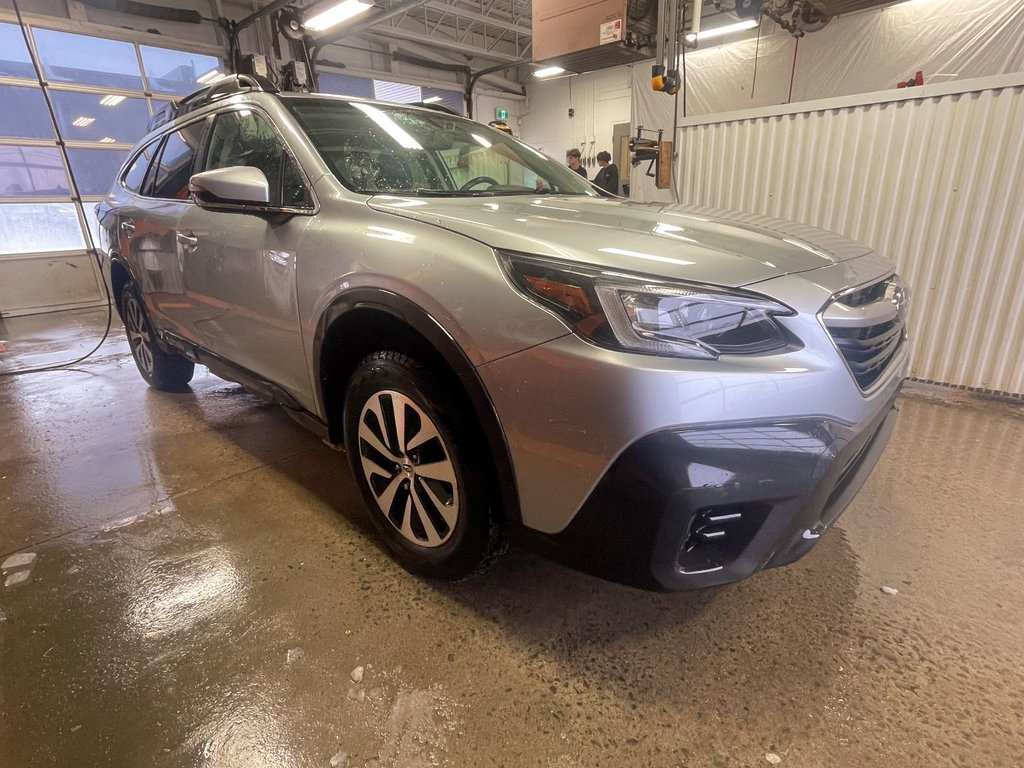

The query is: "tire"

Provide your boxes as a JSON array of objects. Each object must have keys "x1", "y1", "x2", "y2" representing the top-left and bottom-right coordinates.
[
  {"x1": 121, "y1": 282, "x2": 195, "y2": 391},
  {"x1": 344, "y1": 350, "x2": 502, "y2": 579}
]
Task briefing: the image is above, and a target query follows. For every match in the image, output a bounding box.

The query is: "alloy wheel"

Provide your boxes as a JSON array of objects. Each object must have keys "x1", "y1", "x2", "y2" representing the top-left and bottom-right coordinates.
[
  {"x1": 124, "y1": 293, "x2": 155, "y2": 375},
  {"x1": 357, "y1": 390, "x2": 459, "y2": 548}
]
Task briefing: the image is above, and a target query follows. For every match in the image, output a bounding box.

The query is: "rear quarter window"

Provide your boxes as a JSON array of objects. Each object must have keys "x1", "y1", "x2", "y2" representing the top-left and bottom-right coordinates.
[{"x1": 122, "y1": 138, "x2": 161, "y2": 193}]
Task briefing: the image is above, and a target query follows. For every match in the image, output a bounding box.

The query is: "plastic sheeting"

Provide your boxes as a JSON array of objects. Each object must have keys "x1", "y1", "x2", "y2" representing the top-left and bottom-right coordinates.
[{"x1": 636, "y1": 0, "x2": 1024, "y2": 119}]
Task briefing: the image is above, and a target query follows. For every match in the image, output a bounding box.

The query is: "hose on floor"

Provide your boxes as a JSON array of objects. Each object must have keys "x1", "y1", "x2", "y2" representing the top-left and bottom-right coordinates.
[{"x1": 0, "y1": 0, "x2": 113, "y2": 378}]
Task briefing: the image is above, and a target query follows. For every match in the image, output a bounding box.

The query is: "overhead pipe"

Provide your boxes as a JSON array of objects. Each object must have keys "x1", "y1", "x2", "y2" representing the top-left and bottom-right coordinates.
[{"x1": 466, "y1": 60, "x2": 527, "y2": 119}]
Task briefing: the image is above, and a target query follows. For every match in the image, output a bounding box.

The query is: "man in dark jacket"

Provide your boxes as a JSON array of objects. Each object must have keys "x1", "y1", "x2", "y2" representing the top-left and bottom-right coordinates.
[
  {"x1": 566, "y1": 148, "x2": 587, "y2": 179},
  {"x1": 593, "y1": 151, "x2": 619, "y2": 194}
]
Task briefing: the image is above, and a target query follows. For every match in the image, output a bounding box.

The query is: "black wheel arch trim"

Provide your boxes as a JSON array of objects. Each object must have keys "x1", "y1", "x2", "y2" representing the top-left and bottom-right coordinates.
[{"x1": 314, "y1": 288, "x2": 522, "y2": 526}]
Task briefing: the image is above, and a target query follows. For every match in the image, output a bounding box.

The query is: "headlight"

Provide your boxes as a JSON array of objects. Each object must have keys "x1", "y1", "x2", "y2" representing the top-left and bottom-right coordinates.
[{"x1": 502, "y1": 252, "x2": 796, "y2": 360}]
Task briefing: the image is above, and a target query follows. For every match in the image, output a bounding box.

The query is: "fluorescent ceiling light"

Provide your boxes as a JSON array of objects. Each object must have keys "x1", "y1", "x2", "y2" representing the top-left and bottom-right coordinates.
[
  {"x1": 421, "y1": 96, "x2": 443, "y2": 104},
  {"x1": 352, "y1": 102, "x2": 422, "y2": 150},
  {"x1": 196, "y1": 68, "x2": 223, "y2": 85},
  {"x1": 533, "y1": 66, "x2": 565, "y2": 78},
  {"x1": 685, "y1": 18, "x2": 758, "y2": 42},
  {"x1": 99, "y1": 137, "x2": 117, "y2": 143},
  {"x1": 304, "y1": 0, "x2": 373, "y2": 32},
  {"x1": 72, "y1": 116, "x2": 95, "y2": 127},
  {"x1": 99, "y1": 94, "x2": 126, "y2": 106}
]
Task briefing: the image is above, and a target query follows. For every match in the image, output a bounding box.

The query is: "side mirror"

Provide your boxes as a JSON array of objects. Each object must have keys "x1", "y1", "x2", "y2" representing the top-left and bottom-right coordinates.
[{"x1": 189, "y1": 166, "x2": 270, "y2": 210}]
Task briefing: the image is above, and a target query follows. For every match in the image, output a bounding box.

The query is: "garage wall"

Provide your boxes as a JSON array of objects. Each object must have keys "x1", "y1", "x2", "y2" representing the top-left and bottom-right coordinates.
[
  {"x1": 664, "y1": 74, "x2": 1024, "y2": 395},
  {"x1": 519, "y1": 65, "x2": 632, "y2": 167}
]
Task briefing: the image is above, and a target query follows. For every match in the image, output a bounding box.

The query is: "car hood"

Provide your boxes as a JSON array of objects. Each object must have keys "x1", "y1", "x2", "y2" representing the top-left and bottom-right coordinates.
[{"x1": 367, "y1": 195, "x2": 874, "y2": 287}]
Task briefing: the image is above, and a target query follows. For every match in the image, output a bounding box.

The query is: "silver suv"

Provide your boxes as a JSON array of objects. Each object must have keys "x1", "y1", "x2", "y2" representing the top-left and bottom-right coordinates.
[{"x1": 98, "y1": 75, "x2": 909, "y2": 590}]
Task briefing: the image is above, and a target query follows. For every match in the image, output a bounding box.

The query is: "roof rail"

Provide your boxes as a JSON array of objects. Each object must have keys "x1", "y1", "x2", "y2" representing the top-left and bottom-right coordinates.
[{"x1": 147, "y1": 73, "x2": 279, "y2": 132}]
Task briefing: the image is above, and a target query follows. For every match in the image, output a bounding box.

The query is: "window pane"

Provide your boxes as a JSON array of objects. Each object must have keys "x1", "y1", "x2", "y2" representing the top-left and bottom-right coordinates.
[
  {"x1": 140, "y1": 45, "x2": 221, "y2": 96},
  {"x1": 123, "y1": 139, "x2": 162, "y2": 193},
  {"x1": 318, "y1": 72, "x2": 374, "y2": 98},
  {"x1": 33, "y1": 28, "x2": 143, "y2": 91},
  {"x1": 373, "y1": 80, "x2": 421, "y2": 104},
  {"x1": 0, "y1": 85, "x2": 52, "y2": 139},
  {"x1": 0, "y1": 22, "x2": 35, "y2": 79},
  {"x1": 422, "y1": 87, "x2": 464, "y2": 116},
  {"x1": 151, "y1": 122, "x2": 204, "y2": 199},
  {"x1": 0, "y1": 202, "x2": 85, "y2": 255},
  {"x1": 0, "y1": 146, "x2": 69, "y2": 197},
  {"x1": 50, "y1": 91, "x2": 150, "y2": 144},
  {"x1": 203, "y1": 111, "x2": 311, "y2": 209},
  {"x1": 65, "y1": 148, "x2": 129, "y2": 196}
]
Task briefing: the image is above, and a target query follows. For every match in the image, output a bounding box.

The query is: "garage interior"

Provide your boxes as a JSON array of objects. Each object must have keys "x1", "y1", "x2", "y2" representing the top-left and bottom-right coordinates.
[{"x1": 1, "y1": 0, "x2": 1022, "y2": 766}]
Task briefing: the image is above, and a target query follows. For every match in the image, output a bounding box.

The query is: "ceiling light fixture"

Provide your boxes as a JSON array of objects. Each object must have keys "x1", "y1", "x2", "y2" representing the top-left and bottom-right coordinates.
[
  {"x1": 72, "y1": 116, "x2": 95, "y2": 128},
  {"x1": 99, "y1": 94, "x2": 126, "y2": 106},
  {"x1": 685, "y1": 18, "x2": 758, "y2": 42},
  {"x1": 196, "y1": 68, "x2": 223, "y2": 85},
  {"x1": 304, "y1": 0, "x2": 373, "y2": 32},
  {"x1": 533, "y1": 66, "x2": 566, "y2": 79}
]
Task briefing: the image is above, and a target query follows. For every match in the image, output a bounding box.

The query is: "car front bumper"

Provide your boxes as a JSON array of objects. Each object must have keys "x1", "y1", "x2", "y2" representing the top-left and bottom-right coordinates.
[{"x1": 528, "y1": 392, "x2": 900, "y2": 590}]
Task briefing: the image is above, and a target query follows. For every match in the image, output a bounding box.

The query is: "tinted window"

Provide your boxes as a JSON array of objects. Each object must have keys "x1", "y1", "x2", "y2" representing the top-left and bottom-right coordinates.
[
  {"x1": 33, "y1": 29, "x2": 143, "y2": 91},
  {"x1": 150, "y1": 121, "x2": 205, "y2": 200},
  {"x1": 140, "y1": 46, "x2": 221, "y2": 96},
  {"x1": 50, "y1": 91, "x2": 150, "y2": 144},
  {"x1": 123, "y1": 139, "x2": 161, "y2": 193},
  {"x1": 65, "y1": 148, "x2": 130, "y2": 196},
  {"x1": 202, "y1": 110, "x2": 311, "y2": 209},
  {"x1": 0, "y1": 22, "x2": 35, "y2": 79},
  {"x1": 0, "y1": 85, "x2": 53, "y2": 139},
  {"x1": 0, "y1": 146, "x2": 68, "y2": 197}
]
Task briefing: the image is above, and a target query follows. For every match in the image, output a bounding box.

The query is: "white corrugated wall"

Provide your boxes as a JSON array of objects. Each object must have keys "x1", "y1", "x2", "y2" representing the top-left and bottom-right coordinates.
[{"x1": 675, "y1": 75, "x2": 1024, "y2": 395}]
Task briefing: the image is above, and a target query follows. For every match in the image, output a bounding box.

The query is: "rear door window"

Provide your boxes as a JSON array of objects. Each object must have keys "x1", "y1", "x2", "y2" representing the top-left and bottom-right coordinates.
[{"x1": 149, "y1": 119, "x2": 206, "y2": 200}]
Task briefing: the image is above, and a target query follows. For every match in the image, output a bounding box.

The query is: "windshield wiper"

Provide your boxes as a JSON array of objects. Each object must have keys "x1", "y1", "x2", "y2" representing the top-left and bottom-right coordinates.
[{"x1": 411, "y1": 189, "x2": 498, "y2": 197}]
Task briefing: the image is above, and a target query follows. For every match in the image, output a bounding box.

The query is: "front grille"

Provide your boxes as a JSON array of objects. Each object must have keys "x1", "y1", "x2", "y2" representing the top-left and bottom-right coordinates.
[{"x1": 823, "y1": 276, "x2": 907, "y2": 390}]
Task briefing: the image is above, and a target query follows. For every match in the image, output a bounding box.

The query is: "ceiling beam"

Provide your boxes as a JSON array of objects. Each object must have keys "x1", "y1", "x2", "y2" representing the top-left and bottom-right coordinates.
[
  {"x1": 366, "y1": 24, "x2": 522, "y2": 61},
  {"x1": 349, "y1": 32, "x2": 525, "y2": 92},
  {"x1": 421, "y1": 1, "x2": 531, "y2": 36}
]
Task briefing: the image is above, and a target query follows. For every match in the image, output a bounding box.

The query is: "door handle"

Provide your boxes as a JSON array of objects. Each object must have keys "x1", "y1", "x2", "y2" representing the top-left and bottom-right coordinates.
[
  {"x1": 176, "y1": 231, "x2": 198, "y2": 249},
  {"x1": 120, "y1": 219, "x2": 135, "y2": 235}
]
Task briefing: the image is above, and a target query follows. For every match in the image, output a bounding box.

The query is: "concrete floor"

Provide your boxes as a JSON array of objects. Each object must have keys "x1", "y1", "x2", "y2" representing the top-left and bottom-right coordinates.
[{"x1": 1, "y1": 308, "x2": 1022, "y2": 768}]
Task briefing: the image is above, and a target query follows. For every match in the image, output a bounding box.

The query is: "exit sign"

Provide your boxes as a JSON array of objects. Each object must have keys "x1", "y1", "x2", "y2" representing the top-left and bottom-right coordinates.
[{"x1": 495, "y1": 107, "x2": 509, "y2": 120}]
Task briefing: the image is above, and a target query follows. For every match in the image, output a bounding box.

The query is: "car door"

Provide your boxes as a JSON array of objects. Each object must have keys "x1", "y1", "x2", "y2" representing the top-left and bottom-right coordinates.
[
  {"x1": 127, "y1": 118, "x2": 216, "y2": 342},
  {"x1": 176, "y1": 105, "x2": 315, "y2": 404}
]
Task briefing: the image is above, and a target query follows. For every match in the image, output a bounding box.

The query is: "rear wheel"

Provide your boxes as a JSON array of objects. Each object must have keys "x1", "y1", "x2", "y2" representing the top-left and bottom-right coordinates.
[
  {"x1": 122, "y1": 282, "x2": 195, "y2": 391},
  {"x1": 344, "y1": 351, "x2": 501, "y2": 579}
]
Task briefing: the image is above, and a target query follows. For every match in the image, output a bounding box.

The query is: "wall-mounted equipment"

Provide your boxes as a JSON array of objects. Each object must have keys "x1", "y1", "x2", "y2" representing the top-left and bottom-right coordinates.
[
  {"x1": 651, "y1": 0, "x2": 682, "y2": 94},
  {"x1": 629, "y1": 126, "x2": 672, "y2": 189},
  {"x1": 532, "y1": 0, "x2": 657, "y2": 75},
  {"x1": 759, "y1": 0, "x2": 832, "y2": 36}
]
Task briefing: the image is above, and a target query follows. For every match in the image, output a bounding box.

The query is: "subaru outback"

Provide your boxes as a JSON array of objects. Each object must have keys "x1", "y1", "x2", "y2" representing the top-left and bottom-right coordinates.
[{"x1": 97, "y1": 75, "x2": 908, "y2": 590}]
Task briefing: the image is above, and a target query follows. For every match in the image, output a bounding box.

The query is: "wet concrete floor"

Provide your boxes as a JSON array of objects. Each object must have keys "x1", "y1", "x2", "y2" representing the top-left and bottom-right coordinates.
[{"x1": 1, "y1": 308, "x2": 1023, "y2": 767}]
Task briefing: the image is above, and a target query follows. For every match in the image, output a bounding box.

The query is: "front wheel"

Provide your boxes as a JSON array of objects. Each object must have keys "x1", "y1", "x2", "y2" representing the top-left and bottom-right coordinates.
[
  {"x1": 122, "y1": 282, "x2": 195, "y2": 391},
  {"x1": 343, "y1": 351, "x2": 502, "y2": 579}
]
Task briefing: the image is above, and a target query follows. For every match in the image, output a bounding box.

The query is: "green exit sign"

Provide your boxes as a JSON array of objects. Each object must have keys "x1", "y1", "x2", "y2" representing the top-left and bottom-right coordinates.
[{"x1": 495, "y1": 107, "x2": 509, "y2": 120}]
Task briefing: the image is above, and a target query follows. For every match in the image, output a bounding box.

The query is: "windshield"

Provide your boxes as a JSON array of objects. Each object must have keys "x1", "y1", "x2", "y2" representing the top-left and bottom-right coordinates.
[{"x1": 284, "y1": 97, "x2": 599, "y2": 198}]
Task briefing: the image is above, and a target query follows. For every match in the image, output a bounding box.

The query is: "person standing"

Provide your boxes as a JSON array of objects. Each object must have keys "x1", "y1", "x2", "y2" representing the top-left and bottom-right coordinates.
[
  {"x1": 593, "y1": 151, "x2": 619, "y2": 195},
  {"x1": 566, "y1": 148, "x2": 587, "y2": 179}
]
